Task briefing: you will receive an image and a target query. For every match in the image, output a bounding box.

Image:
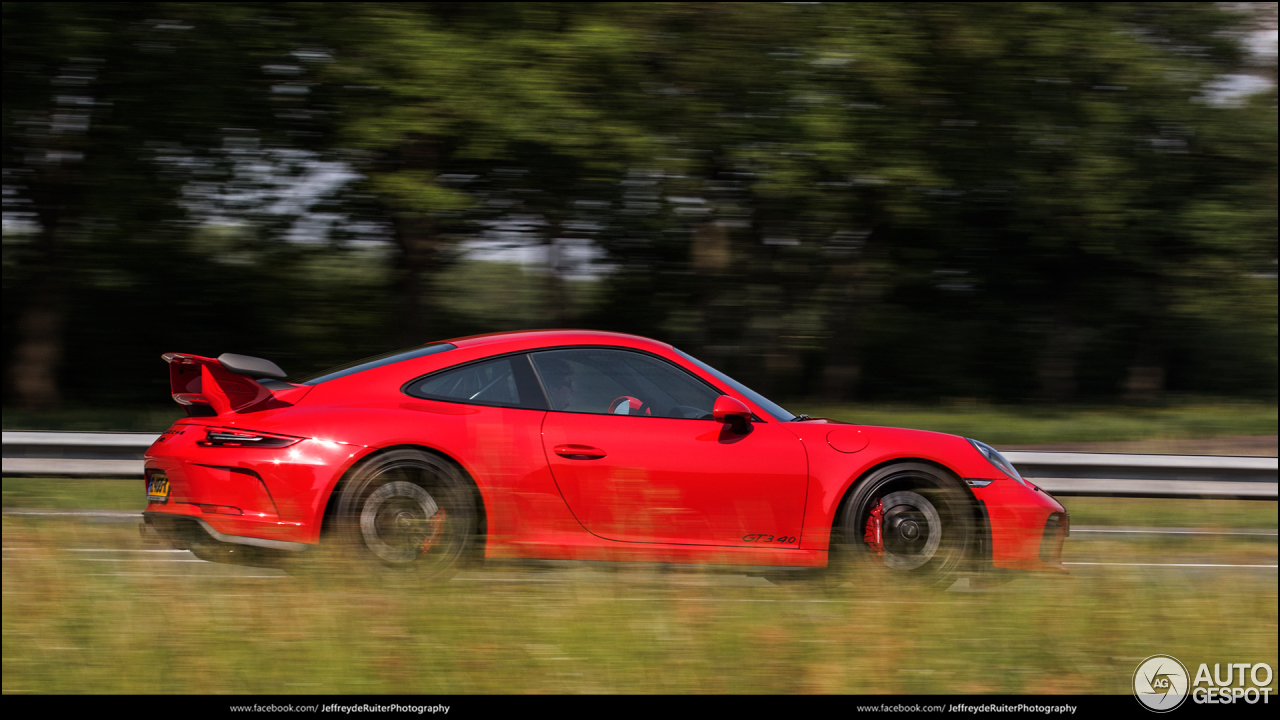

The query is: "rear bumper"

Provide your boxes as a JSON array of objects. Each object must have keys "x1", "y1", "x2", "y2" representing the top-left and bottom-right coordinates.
[
  {"x1": 143, "y1": 423, "x2": 370, "y2": 545},
  {"x1": 141, "y1": 510, "x2": 310, "y2": 552},
  {"x1": 141, "y1": 511, "x2": 309, "y2": 568}
]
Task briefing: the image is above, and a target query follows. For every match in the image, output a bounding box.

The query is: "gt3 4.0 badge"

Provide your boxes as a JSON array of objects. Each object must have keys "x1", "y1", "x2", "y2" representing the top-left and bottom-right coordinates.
[{"x1": 741, "y1": 534, "x2": 796, "y2": 543}]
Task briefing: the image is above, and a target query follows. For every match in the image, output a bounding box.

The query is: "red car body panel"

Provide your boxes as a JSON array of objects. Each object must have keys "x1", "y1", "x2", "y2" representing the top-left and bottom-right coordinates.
[
  {"x1": 146, "y1": 419, "x2": 371, "y2": 544},
  {"x1": 144, "y1": 330, "x2": 1067, "y2": 573},
  {"x1": 542, "y1": 412, "x2": 809, "y2": 547},
  {"x1": 970, "y1": 478, "x2": 1069, "y2": 571},
  {"x1": 781, "y1": 420, "x2": 1068, "y2": 571}
]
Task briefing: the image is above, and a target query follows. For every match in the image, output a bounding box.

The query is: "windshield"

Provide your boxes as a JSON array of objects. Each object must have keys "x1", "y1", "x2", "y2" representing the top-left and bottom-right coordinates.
[
  {"x1": 297, "y1": 343, "x2": 457, "y2": 385},
  {"x1": 674, "y1": 348, "x2": 796, "y2": 422}
]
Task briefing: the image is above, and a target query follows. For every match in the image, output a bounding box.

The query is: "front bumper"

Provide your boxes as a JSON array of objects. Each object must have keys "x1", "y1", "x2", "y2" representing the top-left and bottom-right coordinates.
[{"x1": 970, "y1": 477, "x2": 1069, "y2": 572}]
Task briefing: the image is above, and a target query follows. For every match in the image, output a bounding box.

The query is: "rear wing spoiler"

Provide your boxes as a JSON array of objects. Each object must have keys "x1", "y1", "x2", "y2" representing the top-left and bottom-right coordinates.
[{"x1": 163, "y1": 353, "x2": 311, "y2": 415}]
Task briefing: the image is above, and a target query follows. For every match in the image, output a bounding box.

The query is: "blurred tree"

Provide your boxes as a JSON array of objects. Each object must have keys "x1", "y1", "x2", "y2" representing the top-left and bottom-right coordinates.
[
  {"x1": 300, "y1": 4, "x2": 658, "y2": 342},
  {"x1": 3, "y1": 3, "x2": 311, "y2": 409},
  {"x1": 580, "y1": 2, "x2": 1275, "y2": 402},
  {"x1": 4, "y1": 2, "x2": 1274, "y2": 410}
]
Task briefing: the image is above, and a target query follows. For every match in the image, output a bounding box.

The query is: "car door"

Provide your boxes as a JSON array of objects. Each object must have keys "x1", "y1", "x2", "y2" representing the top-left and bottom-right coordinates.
[{"x1": 532, "y1": 347, "x2": 808, "y2": 547}]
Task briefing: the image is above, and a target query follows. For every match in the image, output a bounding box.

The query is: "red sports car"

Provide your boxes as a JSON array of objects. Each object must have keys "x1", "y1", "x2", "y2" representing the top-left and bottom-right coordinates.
[{"x1": 141, "y1": 330, "x2": 1068, "y2": 583}]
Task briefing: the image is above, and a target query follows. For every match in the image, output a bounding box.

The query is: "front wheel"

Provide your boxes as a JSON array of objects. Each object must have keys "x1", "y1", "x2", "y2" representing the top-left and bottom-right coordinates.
[
  {"x1": 833, "y1": 463, "x2": 974, "y2": 586},
  {"x1": 332, "y1": 448, "x2": 478, "y2": 580}
]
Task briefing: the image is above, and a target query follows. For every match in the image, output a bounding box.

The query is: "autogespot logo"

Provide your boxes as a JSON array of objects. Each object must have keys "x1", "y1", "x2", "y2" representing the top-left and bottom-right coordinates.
[{"x1": 1134, "y1": 655, "x2": 1190, "y2": 712}]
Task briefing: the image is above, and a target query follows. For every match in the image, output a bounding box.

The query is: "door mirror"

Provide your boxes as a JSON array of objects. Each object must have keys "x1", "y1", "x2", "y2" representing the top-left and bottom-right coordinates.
[{"x1": 713, "y1": 395, "x2": 753, "y2": 434}]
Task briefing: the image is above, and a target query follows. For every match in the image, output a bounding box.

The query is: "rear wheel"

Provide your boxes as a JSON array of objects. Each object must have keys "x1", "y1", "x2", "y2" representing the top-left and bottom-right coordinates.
[
  {"x1": 832, "y1": 463, "x2": 974, "y2": 586},
  {"x1": 332, "y1": 448, "x2": 478, "y2": 580}
]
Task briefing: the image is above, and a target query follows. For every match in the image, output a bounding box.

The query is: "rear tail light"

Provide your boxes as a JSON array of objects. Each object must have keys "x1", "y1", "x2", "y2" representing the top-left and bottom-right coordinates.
[{"x1": 198, "y1": 429, "x2": 302, "y2": 448}]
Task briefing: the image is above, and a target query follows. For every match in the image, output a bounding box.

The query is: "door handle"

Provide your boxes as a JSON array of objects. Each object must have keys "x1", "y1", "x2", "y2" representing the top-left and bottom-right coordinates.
[{"x1": 553, "y1": 444, "x2": 607, "y2": 460}]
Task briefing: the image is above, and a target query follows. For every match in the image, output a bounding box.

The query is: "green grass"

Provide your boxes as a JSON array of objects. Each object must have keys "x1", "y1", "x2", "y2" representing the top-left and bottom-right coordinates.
[
  {"x1": 802, "y1": 402, "x2": 1278, "y2": 446},
  {"x1": 3, "y1": 478, "x2": 146, "y2": 512},
  {"x1": 2, "y1": 516, "x2": 1275, "y2": 694},
  {"x1": 1065, "y1": 533, "x2": 1277, "y2": 566},
  {"x1": 1059, "y1": 497, "x2": 1278, "y2": 530}
]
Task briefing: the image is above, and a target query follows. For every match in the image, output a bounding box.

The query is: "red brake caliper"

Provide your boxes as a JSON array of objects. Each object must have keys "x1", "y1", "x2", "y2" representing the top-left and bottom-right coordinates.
[
  {"x1": 419, "y1": 508, "x2": 447, "y2": 555},
  {"x1": 864, "y1": 498, "x2": 884, "y2": 560}
]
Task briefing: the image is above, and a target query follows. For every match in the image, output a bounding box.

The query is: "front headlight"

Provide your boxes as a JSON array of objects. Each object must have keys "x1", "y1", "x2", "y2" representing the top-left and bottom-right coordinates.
[{"x1": 967, "y1": 438, "x2": 1025, "y2": 484}]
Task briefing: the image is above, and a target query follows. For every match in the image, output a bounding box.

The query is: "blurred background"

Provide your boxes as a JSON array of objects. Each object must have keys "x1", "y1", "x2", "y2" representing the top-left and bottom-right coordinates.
[{"x1": 3, "y1": 2, "x2": 1276, "y2": 418}]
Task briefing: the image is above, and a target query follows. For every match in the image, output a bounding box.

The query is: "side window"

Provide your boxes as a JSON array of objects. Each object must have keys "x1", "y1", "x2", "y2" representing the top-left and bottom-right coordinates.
[
  {"x1": 530, "y1": 348, "x2": 720, "y2": 419},
  {"x1": 406, "y1": 355, "x2": 547, "y2": 409}
]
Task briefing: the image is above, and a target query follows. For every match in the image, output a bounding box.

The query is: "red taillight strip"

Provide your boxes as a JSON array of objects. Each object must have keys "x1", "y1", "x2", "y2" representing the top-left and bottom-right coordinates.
[{"x1": 194, "y1": 503, "x2": 242, "y2": 515}]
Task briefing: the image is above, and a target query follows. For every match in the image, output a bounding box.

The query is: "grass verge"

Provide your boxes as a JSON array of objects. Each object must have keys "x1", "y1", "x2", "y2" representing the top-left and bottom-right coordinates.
[
  {"x1": 803, "y1": 402, "x2": 1277, "y2": 446},
  {"x1": 3, "y1": 516, "x2": 1275, "y2": 694},
  {"x1": 1057, "y1": 497, "x2": 1278, "y2": 530},
  {"x1": 3, "y1": 478, "x2": 145, "y2": 512}
]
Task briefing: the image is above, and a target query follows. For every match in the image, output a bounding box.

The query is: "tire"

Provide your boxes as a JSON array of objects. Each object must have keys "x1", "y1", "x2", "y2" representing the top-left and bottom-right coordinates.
[
  {"x1": 331, "y1": 448, "x2": 478, "y2": 581},
  {"x1": 832, "y1": 462, "x2": 975, "y2": 586}
]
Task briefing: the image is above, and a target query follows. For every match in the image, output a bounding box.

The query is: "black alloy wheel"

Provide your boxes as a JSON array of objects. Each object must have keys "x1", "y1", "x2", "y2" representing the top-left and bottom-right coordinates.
[
  {"x1": 834, "y1": 462, "x2": 975, "y2": 585},
  {"x1": 334, "y1": 448, "x2": 478, "y2": 580}
]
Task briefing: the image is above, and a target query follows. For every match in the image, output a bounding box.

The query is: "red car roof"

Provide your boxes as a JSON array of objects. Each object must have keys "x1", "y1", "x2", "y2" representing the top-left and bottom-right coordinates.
[{"x1": 444, "y1": 329, "x2": 671, "y2": 353}]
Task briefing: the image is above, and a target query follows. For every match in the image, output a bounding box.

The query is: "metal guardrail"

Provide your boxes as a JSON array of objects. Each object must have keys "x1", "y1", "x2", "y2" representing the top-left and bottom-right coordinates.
[
  {"x1": 2, "y1": 431, "x2": 1277, "y2": 499},
  {"x1": 3, "y1": 431, "x2": 158, "y2": 478},
  {"x1": 1002, "y1": 451, "x2": 1277, "y2": 500}
]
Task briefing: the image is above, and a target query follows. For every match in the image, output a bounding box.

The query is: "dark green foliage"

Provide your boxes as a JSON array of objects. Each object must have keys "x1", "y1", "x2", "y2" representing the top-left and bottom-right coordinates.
[{"x1": 4, "y1": 3, "x2": 1275, "y2": 409}]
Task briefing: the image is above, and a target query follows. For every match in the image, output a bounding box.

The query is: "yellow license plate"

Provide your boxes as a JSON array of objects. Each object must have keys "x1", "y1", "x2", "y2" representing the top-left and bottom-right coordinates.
[{"x1": 147, "y1": 472, "x2": 170, "y2": 504}]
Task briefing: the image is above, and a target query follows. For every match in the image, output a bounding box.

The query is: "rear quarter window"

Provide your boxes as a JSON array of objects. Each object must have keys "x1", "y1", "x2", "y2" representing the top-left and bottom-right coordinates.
[{"x1": 404, "y1": 354, "x2": 548, "y2": 410}]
